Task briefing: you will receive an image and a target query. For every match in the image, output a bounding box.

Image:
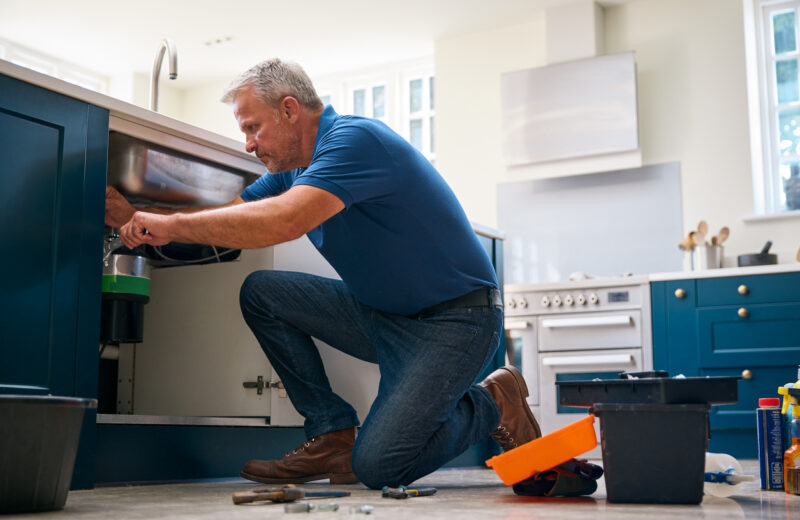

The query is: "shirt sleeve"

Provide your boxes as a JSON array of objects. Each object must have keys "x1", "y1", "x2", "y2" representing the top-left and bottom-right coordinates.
[
  {"x1": 292, "y1": 124, "x2": 398, "y2": 208},
  {"x1": 240, "y1": 170, "x2": 296, "y2": 201}
]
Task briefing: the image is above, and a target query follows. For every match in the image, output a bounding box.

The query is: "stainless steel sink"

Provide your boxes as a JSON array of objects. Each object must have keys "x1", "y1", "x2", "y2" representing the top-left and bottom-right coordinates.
[{"x1": 107, "y1": 131, "x2": 259, "y2": 207}]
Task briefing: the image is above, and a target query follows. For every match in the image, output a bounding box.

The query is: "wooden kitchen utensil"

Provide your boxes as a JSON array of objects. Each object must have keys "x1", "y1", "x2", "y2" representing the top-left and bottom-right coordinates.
[
  {"x1": 689, "y1": 231, "x2": 699, "y2": 248},
  {"x1": 696, "y1": 221, "x2": 708, "y2": 246},
  {"x1": 717, "y1": 226, "x2": 729, "y2": 245}
]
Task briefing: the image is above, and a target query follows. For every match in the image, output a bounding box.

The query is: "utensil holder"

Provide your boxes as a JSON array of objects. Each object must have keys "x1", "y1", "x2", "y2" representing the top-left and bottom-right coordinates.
[{"x1": 692, "y1": 245, "x2": 722, "y2": 270}]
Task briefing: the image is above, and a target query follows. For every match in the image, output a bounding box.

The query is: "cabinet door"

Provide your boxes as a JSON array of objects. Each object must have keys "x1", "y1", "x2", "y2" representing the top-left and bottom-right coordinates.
[
  {"x1": 696, "y1": 303, "x2": 800, "y2": 368},
  {"x1": 0, "y1": 74, "x2": 106, "y2": 397},
  {"x1": 651, "y1": 279, "x2": 700, "y2": 376}
]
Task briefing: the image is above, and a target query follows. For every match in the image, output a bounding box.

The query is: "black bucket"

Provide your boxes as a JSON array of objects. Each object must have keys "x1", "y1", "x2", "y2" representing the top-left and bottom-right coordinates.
[
  {"x1": 591, "y1": 402, "x2": 710, "y2": 504},
  {"x1": 0, "y1": 395, "x2": 97, "y2": 513}
]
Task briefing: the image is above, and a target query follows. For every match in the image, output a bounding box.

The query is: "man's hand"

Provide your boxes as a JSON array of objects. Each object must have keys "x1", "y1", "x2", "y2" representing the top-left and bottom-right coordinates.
[
  {"x1": 105, "y1": 186, "x2": 136, "y2": 228},
  {"x1": 120, "y1": 211, "x2": 175, "y2": 249}
]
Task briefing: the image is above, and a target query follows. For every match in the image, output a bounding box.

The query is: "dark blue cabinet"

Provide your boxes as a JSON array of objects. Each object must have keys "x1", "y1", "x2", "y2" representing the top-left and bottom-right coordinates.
[
  {"x1": 0, "y1": 73, "x2": 108, "y2": 487},
  {"x1": 652, "y1": 272, "x2": 800, "y2": 458}
]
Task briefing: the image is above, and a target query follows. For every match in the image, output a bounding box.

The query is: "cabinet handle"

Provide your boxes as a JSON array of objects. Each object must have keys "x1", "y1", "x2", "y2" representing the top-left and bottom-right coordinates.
[
  {"x1": 742, "y1": 369, "x2": 753, "y2": 380},
  {"x1": 738, "y1": 307, "x2": 749, "y2": 318},
  {"x1": 738, "y1": 284, "x2": 749, "y2": 295},
  {"x1": 674, "y1": 288, "x2": 686, "y2": 299}
]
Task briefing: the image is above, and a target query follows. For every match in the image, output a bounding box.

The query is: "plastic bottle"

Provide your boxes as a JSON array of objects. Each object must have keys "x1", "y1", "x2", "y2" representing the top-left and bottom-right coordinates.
[
  {"x1": 704, "y1": 452, "x2": 755, "y2": 497},
  {"x1": 783, "y1": 391, "x2": 800, "y2": 495},
  {"x1": 756, "y1": 397, "x2": 785, "y2": 490}
]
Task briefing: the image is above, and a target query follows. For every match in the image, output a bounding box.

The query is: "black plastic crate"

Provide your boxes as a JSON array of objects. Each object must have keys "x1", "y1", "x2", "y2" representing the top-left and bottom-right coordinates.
[
  {"x1": 592, "y1": 403, "x2": 710, "y2": 504},
  {"x1": 557, "y1": 375, "x2": 739, "y2": 407}
]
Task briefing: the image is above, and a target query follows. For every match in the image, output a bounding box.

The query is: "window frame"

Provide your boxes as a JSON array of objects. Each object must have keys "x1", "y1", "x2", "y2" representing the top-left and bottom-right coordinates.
[
  {"x1": 751, "y1": 0, "x2": 800, "y2": 215},
  {"x1": 400, "y1": 66, "x2": 435, "y2": 161}
]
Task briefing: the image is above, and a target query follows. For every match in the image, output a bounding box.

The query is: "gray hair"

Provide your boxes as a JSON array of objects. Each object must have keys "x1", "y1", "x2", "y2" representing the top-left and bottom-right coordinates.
[{"x1": 220, "y1": 58, "x2": 323, "y2": 111}]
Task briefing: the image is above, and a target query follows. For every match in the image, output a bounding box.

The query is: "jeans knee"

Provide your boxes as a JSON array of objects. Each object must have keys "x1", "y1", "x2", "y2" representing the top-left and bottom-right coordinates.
[
  {"x1": 239, "y1": 270, "x2": 271, "y2": 319},
  {"x1": 351, "y1": 445, "x2": 407, "y2": 489}
]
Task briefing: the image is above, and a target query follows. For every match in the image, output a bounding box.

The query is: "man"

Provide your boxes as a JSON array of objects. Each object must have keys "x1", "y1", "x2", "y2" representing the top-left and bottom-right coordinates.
[{"x1": 107, "y1": 58, "x2": 541, "y2": 489}]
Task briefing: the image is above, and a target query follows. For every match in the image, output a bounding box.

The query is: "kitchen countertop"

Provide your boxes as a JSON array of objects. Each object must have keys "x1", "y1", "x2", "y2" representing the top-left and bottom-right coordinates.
[{"x1": 649, "y1": 262, "x2": 800, "y2": 281}]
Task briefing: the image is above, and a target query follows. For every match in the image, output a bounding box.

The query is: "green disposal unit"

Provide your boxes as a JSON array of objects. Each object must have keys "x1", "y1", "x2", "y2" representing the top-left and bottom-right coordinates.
[{"x1": 100, "y1": 251, "x2": 150, "y2": 343}]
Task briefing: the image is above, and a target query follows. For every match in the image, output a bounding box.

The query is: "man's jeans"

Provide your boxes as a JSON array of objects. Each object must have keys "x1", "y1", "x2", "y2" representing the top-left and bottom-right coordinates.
[{"x1": 239, "y1": 270, "x2": 503, "y2": 489}]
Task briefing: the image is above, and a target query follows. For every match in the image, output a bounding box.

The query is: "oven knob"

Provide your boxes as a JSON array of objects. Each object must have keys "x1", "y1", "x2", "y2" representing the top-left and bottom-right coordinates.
[
  {"x1": 507, "y1": 299, "x2": 517, "y2": 309},
  {"x1": 576, "y1": 294, "x2": 587, "y2": 305},
  {"x1": 540, "y1": 296, "x2": 550, "y2": 307},
  {"x1": 589, "y1": 293, "x2": 599, "y2": 304},
  {"x1": 564, "y1": 294, "x2": 574, "y2": 306},
  {"x1": 552, "y1": 295, "x2": 562, "y2": 307},
  {"x1": 518, "y1": 298, "x2": 528, "y2": 309}
]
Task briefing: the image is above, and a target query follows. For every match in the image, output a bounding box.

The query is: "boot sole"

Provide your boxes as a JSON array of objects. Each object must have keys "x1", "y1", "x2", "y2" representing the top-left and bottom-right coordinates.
[
  {"x1": 240, "y1": 471, "x2": 360, "y2": 485},
  {"x1": 500, "y1": 365, "x2": 542, "y2": 439}
]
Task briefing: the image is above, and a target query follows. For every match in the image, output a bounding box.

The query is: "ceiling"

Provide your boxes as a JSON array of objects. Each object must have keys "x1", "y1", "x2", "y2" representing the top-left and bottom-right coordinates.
[{"x1": 0, "y1": 0, "x2": 638, "y2": 89}]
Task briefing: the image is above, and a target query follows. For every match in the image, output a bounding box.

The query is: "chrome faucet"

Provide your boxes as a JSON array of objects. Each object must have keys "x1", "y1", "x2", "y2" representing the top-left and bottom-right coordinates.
[{"x1": 149, "y1": 38, "x2": 178, "y2": 112}]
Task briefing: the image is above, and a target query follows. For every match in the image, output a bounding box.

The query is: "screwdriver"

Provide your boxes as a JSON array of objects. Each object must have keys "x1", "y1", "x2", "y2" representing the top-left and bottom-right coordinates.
[{"x1": 381, "y1": 485, "x2": 437, "y2": 499}]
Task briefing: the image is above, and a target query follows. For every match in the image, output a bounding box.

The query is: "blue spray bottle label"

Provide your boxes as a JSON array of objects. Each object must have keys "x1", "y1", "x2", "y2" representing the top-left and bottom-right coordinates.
[{"x1": 757, "y1": 398, "x2": 785, "y2": 490}]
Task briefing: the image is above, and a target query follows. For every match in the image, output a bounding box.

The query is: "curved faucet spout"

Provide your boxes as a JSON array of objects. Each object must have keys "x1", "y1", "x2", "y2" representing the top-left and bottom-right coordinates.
[{"x1": 150, "y1": 38, "x2": 178, "y2": 112}]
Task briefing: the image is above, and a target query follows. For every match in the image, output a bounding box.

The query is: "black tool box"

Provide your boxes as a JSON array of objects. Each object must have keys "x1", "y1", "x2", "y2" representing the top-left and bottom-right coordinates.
[{"x1": 556, "y1": 372, "x2": 740, "y2": 504}]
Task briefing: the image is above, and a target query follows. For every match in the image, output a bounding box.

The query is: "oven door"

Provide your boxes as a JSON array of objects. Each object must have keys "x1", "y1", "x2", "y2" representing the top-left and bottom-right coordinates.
[
  {"x1": 504, "y1": 317, "x2": 539, "y2": 413},
  {"x1": 538, "y1": 348, "x2": 643, "y2": 458}
]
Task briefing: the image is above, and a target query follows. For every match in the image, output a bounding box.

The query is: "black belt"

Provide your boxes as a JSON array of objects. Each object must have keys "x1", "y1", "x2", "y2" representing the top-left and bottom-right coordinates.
[{"x1": 417, "y1": 288, "x2": 502, "y2": 316}]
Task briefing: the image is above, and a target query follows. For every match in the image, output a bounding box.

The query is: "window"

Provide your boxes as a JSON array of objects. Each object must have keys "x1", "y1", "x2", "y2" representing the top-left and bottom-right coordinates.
[
  {"x1": 315, "y1": 59, "x2": 434, "y2": 161},
  {"x1": 753, "y1": 0, "x2": 800, "y2": 213},
  {"x1": 402, "y1": 69, "x2": 435, "y2": 160},
  {"x1": 347, "y1": 82, "x2": 387, "y2": 121}
]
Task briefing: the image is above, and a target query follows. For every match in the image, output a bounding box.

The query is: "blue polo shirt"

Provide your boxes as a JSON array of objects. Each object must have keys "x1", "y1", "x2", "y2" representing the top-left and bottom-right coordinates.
[{"x1": 241, "y1": 106, "x2": 497, "y2": 315}]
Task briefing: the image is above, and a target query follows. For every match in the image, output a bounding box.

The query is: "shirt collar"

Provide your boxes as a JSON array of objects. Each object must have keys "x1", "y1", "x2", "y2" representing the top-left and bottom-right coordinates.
[{"x1": 312, "y1": 105, "x2": 338, "y2": 156}]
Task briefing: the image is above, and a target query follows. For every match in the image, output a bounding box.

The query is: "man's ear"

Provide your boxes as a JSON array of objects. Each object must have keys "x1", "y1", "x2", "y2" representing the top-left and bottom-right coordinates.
[{"x1": 280, "y1": 96, "x2": 301, "y2": 123}]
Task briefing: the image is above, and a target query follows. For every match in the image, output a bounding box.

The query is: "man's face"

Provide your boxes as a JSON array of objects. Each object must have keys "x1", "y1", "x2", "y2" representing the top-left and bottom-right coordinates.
[{"x1": 233, "y1": 87, "x2": 302, "y2": 173}]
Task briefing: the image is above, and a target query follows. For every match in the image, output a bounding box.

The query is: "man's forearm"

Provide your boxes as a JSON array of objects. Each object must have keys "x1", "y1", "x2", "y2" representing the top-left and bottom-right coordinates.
[{"x1": 168, "y1": 199, "x2": 298, "y2": 249}]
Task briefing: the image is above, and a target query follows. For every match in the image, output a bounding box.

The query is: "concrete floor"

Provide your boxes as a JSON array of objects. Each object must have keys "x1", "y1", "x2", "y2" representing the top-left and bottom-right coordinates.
[{"x1": 7, "y1": 460, "x2": 800, "y2": 519}]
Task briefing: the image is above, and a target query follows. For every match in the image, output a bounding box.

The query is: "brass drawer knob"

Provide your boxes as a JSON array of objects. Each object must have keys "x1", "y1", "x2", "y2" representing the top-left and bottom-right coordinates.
[
  {"x1": 674, "y1": 288, "x2": 686, "y2": 299},
  {"x1": 738, "y1": 284, "x2": 749, "y2": 295},
  {"x1": 742, "y1": 369, "x2": 753, "y2": 380},
  {"x1": 738, "y1": 307, "x2": 749, "y2": 318}
]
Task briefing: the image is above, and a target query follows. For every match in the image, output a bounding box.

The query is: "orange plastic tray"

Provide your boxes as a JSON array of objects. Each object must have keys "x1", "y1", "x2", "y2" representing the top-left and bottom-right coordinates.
[{"x1": 485, "y1": 414, "x2": 597, "y2": 486}]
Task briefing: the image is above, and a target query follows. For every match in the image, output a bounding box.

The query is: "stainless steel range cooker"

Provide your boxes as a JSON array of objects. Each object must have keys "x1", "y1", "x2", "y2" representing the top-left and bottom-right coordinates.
[{"x1": 503, "y1": 276, "x2": 653, "y2": 456}]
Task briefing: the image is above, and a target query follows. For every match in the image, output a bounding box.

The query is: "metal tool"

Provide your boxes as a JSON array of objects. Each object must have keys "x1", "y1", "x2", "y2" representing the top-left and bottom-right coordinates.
[
  {"x1": 381, "y1": 485, "x2": 437, "y2": 499},
  {"x1": 284, "y1": 501, "x2": 340, "y2": 513},
  {"x1": 232, "y1": 484, "x2": 350, "y2": 505}
]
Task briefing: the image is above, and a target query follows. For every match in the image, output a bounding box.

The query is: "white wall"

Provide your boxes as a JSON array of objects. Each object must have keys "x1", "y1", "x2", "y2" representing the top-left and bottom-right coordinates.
[
  {"x1": 434, "y1": 0, "x2": 799, "y2": 265},
  {"x1": 434, "y1": 16, "x2": 546, "y2": 228},
  {"x1": 177, "y1": 79, "x2": 243, "y2": 142}
]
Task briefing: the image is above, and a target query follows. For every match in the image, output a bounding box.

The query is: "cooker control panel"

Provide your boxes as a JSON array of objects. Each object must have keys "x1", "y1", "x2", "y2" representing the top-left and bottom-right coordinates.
[{"x1": 504, "y1": 284, "x2": 645, "y2": 316}]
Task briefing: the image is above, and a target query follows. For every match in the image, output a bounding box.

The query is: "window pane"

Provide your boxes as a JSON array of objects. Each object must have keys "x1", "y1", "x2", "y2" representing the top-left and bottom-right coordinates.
[
  {"x1": 410, "y1": 79, "x2": 423, "y2": 113},
  {"x1": 409, "y1": 118, "x2": 423, "y2": 150},
  {"x1": 778, "y1": 106, "x2": 800, "y2": 156},
  {"x1": 373, "y1": 86, "x2": 385, "y2": 118},
  {"x1": 429, "y1": 77, "x2": 435, "y2": 110},
  {"x1": 353, "y1": 89, "x2": 365, "y2": 116},
  {"x1": 430, "y1": 116, "x2": 435, "y2": 154},
  {"x1": 777, "y1": 59, "x2": 799, "y2": 104},
  {"x1": 321, "y1": 95, "x2": 331, "y2": 106},
  {"x1": 782, "y1": 161, "x2": 800, "y2": 210},
  {"x1": 773, "y1": 11, "x2": 797, "y2": 55}
]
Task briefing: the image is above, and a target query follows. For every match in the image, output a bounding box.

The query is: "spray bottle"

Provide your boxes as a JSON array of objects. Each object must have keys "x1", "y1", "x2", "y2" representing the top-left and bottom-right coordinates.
[{"x1": 778, "y1": 369, "x2": 800, "y2": 495}]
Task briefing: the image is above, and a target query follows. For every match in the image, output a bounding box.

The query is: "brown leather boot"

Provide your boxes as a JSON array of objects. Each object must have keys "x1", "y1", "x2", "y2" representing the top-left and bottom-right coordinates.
[
  {"x1": 240, "y1": 427, "x2": 359, "y2": 484},
  {"x1": 479, "y1": 365, "x2": 542, "y2": 451}
]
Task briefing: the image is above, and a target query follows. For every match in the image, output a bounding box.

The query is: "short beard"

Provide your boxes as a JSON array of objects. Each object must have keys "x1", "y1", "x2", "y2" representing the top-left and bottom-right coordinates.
[{"x1": 264, "y1": 109, "x2": 302, "y2": 173}]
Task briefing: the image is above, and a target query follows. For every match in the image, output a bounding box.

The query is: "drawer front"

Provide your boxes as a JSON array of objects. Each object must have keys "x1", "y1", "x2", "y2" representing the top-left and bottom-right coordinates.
[
  {"x1": 702, "y1": 365, "x2": 800, "y2": 430},
  {"x1": 538, "y1": 310, "x2": 642, "y2": 351},
  {"x1": 697, "y1": 272, "x2": 800, "y2": 307},
  {"x1": 696, "y1": 303, "x2": 800, "y2": 368}
]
